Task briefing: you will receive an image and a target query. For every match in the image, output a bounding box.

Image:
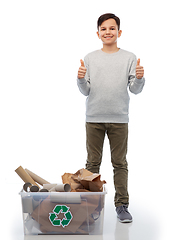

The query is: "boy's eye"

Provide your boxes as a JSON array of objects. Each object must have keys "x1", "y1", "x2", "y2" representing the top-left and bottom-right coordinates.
[{"x1": 100, "y1": 27, "x2": 116, "y2": 31}]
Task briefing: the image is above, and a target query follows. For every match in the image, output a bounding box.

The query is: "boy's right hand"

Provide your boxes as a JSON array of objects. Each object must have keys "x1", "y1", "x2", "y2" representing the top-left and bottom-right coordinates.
[{"x1": 78, "y1": 59, "x2": 87, "y2": 79}]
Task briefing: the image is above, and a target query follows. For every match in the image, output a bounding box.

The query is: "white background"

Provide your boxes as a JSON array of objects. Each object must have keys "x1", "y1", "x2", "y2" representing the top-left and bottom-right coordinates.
[{"x1": 0, "y1": 1, "x2": 177, "y2": 239}]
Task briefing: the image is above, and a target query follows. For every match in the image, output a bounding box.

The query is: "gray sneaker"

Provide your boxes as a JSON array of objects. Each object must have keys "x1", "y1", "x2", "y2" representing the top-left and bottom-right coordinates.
[{"x1": 116, "y1": 205, "x2": 133, "y2": 223}]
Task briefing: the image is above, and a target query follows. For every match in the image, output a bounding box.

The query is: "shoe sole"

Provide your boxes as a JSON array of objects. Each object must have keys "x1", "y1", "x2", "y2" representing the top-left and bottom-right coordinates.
[{"x1": 117, "y1": 216, "x2": 133, "y2": 223}]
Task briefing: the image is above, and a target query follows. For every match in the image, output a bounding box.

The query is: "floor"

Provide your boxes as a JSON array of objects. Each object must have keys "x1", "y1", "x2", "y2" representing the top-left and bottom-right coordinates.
[{"x1": 2, "y1": 182, "x2": 161, "y2": 240}]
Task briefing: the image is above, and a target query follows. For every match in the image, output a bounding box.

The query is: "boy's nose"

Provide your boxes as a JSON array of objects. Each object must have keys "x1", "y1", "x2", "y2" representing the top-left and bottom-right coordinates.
[{"x1": 106, "y1": 29, "x2": 110, "y2": 34}]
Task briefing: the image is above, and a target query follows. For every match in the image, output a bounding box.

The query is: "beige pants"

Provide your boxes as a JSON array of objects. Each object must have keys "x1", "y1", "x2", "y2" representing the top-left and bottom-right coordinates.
[{"x1": 85, "y1": 122, "x2": 129, "y2": 207}]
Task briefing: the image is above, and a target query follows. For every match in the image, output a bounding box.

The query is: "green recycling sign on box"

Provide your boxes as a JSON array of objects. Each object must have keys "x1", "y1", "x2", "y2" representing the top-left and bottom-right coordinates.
[{"x1": 49, "y1": 205, "x2": 73, "y2": 228}]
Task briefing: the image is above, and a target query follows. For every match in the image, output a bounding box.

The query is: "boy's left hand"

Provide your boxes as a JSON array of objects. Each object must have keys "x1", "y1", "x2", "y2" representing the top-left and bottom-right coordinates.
[{"x1": 136, "y1": 58, "x2": 144, "y2": 79}]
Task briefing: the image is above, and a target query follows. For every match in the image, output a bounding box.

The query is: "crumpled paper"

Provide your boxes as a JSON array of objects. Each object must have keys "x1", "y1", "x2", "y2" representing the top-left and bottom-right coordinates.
[{"x1": 62, "y1": 168, "x2": 106, "y2": 192}]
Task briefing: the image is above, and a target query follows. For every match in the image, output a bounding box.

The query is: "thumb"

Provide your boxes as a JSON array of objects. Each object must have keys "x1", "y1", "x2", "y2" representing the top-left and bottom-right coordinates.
[
  {"x1": 80, "y1": 59, "x2": 85, "y2": 67},
  {"x1": 137, "y1": 58, "x2": 140, "y2": 66}
]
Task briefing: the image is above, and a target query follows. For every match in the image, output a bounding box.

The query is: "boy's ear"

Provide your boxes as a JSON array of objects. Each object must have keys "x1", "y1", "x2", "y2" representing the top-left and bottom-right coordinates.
[
  {"x1": 97, "y1": 31, "x2": 100, "y2": 39},
  {"x1": 118, "y1": 30, "x2": 122, "y2": 38}
]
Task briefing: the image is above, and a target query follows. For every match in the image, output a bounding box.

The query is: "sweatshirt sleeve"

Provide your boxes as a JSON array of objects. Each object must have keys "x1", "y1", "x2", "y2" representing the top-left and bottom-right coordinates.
[
  {"x1": 128, "y1": 55, "x2": 145, "y2": 95},
  {"x1": 77, "y1": 57, "x2": 90, "y2": 96}
]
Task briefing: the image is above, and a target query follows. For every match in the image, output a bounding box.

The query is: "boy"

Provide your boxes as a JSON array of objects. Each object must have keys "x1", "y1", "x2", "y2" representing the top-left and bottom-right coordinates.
[{"x1": 77, "y1": 13, "x2": 145, "y2": 223}]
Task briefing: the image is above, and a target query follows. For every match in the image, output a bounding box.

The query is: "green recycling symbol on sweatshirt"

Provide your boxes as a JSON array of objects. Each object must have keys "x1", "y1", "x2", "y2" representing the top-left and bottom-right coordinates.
[{"x1": 49, "y1": 205, "x2": 73, "y2": 227}]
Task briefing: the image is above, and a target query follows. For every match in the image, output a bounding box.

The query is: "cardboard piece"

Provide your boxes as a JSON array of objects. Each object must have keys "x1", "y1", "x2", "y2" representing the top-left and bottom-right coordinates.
[
  {"x1": 55, "y1": 184, "x2": 71, "y2": 192},
  {"x1": 62, "y1": 168, "x2": 106, "y2": 192},
  {"x1": 62, "y1": 173, "x2": 83, "y2": 191},
  {"x1": 15, "y1": 166, "x2": 39, "y2": 188},
  {"x1": 31, "y1": 193, "x2": 102, "y2": 234},
  {"x1": 25, "y1": 168, "x2": 50, "y2": 186},
  {"x1": 50, "y1": 192, "x2": 81, "y2": 204},
  {"x1": 22, "y1": 197, "x2": 33, "y2": 213},
  {"x1": 23, "y1": 182, "x2": 32, "y2": 192},
  {"x1": 43, "y1": 184, "x2": 58, "y2": 191},
  {"x1": 43, "y1": 183, "x2": 71, "y2": 192}
]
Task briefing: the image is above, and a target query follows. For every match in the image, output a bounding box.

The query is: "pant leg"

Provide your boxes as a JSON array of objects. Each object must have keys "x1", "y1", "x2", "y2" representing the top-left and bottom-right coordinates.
[
  {"x1": 85, "y1": 123, "x2": 106, "y2": 174},
  {"x1": 106, "y1": 123, "x2": 129, "y2": 207}
]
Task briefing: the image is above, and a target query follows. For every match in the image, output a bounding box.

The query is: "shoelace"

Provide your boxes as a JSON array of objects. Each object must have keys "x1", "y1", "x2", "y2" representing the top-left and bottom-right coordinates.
[{"x1": 117, "y1": 205, "x2": 129, "y2": 214}]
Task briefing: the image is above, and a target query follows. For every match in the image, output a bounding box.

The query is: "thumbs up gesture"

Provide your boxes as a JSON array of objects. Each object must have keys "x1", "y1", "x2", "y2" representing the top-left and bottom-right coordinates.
[
  {"x1": 78, "y1": 59, "x2": 87, "y2": 79},
  {"x1": 136, "y1": 58, "x2": 144, "y2": 79}
]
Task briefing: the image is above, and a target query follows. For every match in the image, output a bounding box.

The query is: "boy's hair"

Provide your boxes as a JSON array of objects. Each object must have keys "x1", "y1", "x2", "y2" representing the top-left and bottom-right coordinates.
[{"x1": 97, "y1": 13, "x2": 120, "y2": 30}]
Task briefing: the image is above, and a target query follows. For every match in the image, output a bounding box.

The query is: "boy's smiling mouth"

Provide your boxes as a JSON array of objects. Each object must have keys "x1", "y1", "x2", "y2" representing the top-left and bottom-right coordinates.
[{"x1": 104, "y1": 36, "x2": 113, "y2": 39}]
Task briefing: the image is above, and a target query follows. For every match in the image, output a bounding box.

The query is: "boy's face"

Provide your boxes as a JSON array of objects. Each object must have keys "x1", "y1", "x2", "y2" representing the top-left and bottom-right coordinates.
[{"x1": 97, "y1": 18, "x2": 122, "y2": 46}]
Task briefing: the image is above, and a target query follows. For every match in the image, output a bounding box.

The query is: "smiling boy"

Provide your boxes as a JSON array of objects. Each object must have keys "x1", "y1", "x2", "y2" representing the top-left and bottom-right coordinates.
[{"x1": 77, "y1": 13, "x2": 145, "y2": 223}]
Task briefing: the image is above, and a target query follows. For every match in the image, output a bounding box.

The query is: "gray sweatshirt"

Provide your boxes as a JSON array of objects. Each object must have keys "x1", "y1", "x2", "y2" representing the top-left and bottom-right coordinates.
[{"x1": 77, "y1": 49, "x2": 145, "y2": 123}]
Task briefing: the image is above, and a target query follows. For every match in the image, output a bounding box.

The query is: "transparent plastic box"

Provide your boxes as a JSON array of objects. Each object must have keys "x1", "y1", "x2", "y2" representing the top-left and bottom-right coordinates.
[{"x1": 19, "y1": 186, "x2": 107, "y2": 235}]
